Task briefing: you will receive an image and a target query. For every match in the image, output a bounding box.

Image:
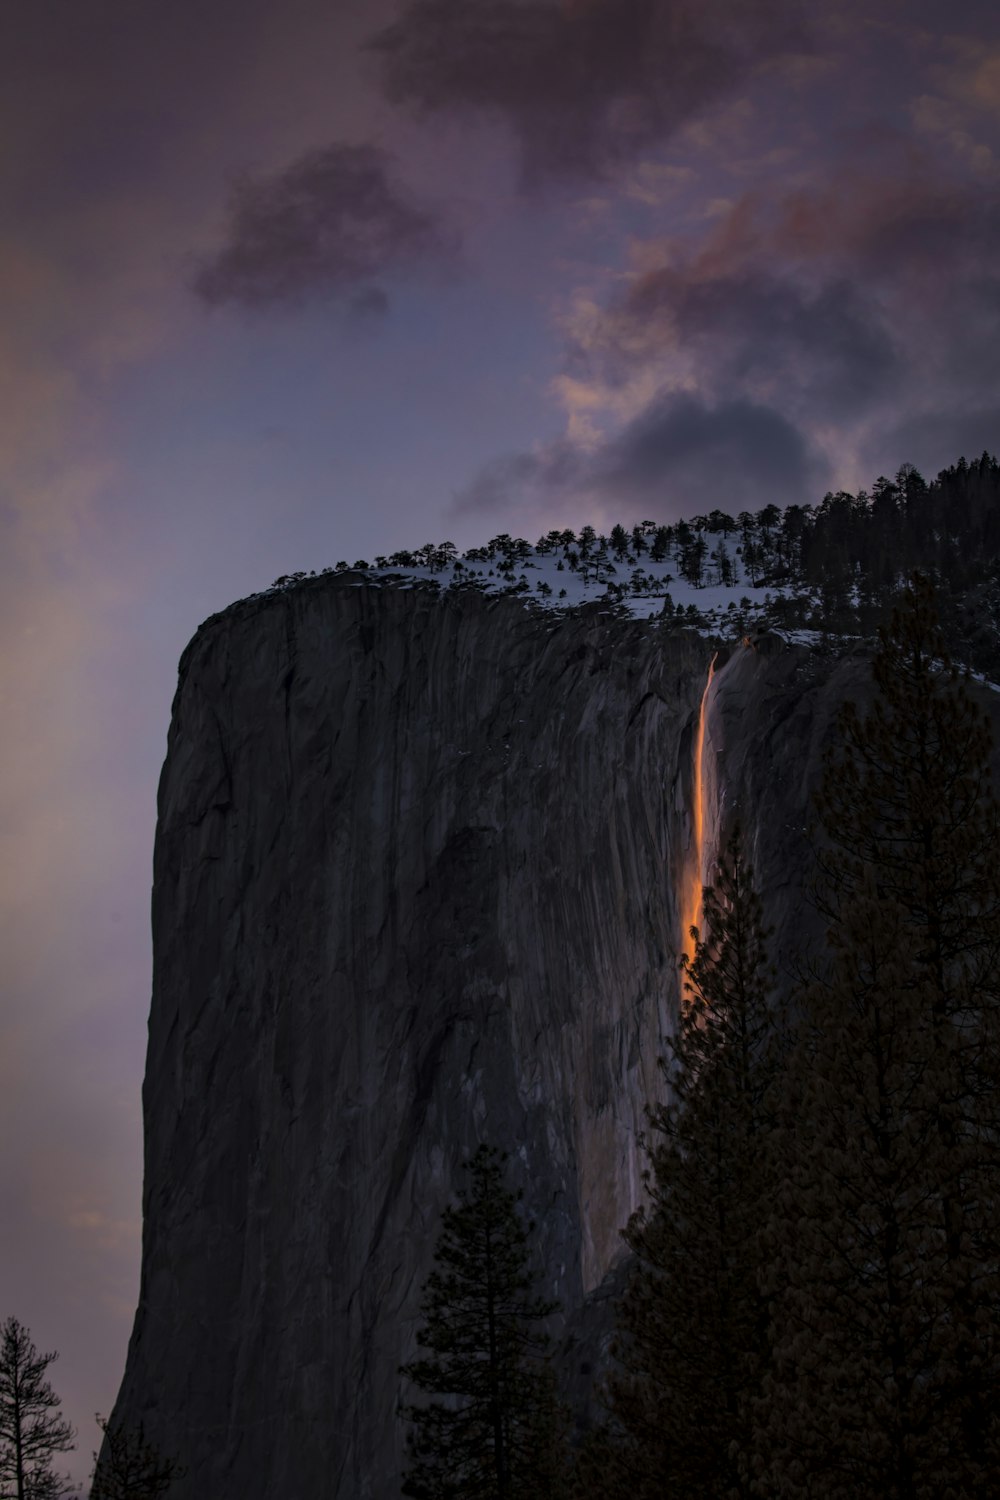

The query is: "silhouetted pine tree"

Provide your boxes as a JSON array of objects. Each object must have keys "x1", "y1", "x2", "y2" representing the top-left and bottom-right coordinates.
[
  {"x1": 597, "y1": 827, "x2": 782, "y2": 1499},
  {"x1": 753, "y1": 577, "x2": 1000, "y2": 1497},
  {"x1": 90, "y1": 1414, "x2": 183, "y2": 1500},
  {"x1": 0, "y1": 1316, "x2": 74, "y2": 1500},
  {"x1": 400, "y1": 1145, "x2": 567, "y2": 1500}
]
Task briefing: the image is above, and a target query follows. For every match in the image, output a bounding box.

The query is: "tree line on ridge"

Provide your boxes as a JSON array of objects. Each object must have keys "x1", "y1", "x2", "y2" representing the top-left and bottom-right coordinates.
[{"x1": 274, "y1": 450, "x2": 1000, "y2": 669}]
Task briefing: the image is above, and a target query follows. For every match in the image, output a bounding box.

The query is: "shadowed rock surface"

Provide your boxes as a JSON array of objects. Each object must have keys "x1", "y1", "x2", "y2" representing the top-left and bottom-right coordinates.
[
  {"x1": 111, "y1": 580, "x2": 926, "y2": 1497},
  {"x1": 704, "y1": 637, "x2": 872, "y2": 973},
  {"x1": 111, "y1": 579, "x2": 715, "y2": 1498}
]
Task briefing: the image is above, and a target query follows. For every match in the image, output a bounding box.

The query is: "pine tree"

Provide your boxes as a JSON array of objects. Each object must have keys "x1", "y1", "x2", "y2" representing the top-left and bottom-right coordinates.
[
  {"x1": 90, "y1": 1415, "x2": 182, "y2": 1500},
  {"x1": 754, "y1": 577, "x2": 1000, "y2": 1497},
  {"x1": 0, "y1": 1317, "x2": 74, "y2": 1500},
  {"x1": 601, "y1": 826, "x2": 782, "y2": 1498},
  {"x1": 400, "y1": 1145, "x2": 566, "y2": 1500}
]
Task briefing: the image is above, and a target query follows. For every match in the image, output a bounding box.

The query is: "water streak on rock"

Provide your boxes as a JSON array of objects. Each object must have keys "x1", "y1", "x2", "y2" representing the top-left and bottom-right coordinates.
[{"x1": 680, "y1": 652, "x2": 718, "y2": 969}]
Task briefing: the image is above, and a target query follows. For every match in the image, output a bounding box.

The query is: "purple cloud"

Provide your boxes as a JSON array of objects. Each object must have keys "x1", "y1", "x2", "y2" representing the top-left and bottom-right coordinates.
[
  {"x1": 194, "y1": 144, "x2": 455, "y2": 311},
  {"x1": 572, "y1": 266, "x2": 900, "y2": 420},
  {"x1": 452, "y1": 390, "x2": 824, "y2": 521},
  {"x1": 368, "y1": 0, "x2": 808, "y2": 183},
  {"x1": 596, "y1": 391, "x2": 827, "y2": 509}
]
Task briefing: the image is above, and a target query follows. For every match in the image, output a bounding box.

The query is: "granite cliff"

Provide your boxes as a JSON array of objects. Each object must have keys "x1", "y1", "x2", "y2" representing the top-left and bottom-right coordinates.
[{"x1": 111, "y1": 576, "x2": 870, "y2": 1498}]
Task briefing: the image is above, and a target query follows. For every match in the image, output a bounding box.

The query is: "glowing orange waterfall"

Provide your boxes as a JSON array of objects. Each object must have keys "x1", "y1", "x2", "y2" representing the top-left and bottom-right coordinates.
[{"x1": 680, "y1": 653, "x2": 718, "y2": 962}]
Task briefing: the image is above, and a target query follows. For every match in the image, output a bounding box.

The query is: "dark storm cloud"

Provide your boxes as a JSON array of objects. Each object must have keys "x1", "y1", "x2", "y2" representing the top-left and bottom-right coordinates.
[
  {"x1": 597, "y1": 391, "x2": 825, "y2": 508},
  {"x1": 193, "y1": 144, "x2": 454, "y2": 310},
  {"x1": 453, "y1": 391, "x2": 823, "y2": 518},
  {"x1": 587, "y1": 267, "x2": 900, "y2": 418},
  {"x1": 761, "y1": 164, "x2": 1000, "y2": 402},
  {"x1": 456, "y1": 128, "x2": 1000, "y2": 526},
  {"x1": 368, "y1": 0, "x2": 807, "y2": 182},
  {"x1": 701, "y1": 278, "x2": 898, "y2": 416},
  {"x1": 562, "y1": 142, "x2": 1000, "y2": 451}
]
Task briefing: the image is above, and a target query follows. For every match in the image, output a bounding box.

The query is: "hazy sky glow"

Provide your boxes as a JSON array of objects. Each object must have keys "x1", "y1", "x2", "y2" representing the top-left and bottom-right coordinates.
[{"x1": 4, "y1": 1, "x2": 1000, "y2": 1485}]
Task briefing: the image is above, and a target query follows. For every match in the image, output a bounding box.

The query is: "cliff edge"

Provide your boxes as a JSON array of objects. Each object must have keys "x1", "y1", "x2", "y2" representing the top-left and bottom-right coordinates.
[{"x1": 113, "y1": 580, "x2": 726, "y2": 1498}]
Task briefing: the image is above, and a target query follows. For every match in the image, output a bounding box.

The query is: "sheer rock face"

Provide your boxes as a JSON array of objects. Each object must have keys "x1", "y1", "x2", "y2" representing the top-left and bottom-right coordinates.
[
  {"x1": 703, "y1": 638, "x2": 872, "y2": 964},
  {"x1": 112, "y1": 579, "x2": 879, "y2": 1497},
  {"x1": 114, "y1": 580, "x2": 719, "y2": 1499}
]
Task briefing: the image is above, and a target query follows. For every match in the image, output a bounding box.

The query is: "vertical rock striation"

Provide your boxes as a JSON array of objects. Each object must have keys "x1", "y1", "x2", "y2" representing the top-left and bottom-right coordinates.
[
  {"x1": 113, "y1": 579, "x2": 714, "y2": 1499},
  {"x1": 702, "y1": 638, "x2": 873, "y2": 965},
  {"x1": 116, "y1": 578, "x2": 937, "y2": 1496}
]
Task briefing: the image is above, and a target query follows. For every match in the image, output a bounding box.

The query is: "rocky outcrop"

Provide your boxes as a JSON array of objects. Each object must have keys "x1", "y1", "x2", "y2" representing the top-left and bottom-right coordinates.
[
  {"x1": 112, "y1": 580, "x2": 723, "y2": 1498},
  {"x1": 703, "y1": 636, "x2": 873, "y2": 968},
  {"x1": 112, "y1": 578, "x2": 922, "y2": 1497}
]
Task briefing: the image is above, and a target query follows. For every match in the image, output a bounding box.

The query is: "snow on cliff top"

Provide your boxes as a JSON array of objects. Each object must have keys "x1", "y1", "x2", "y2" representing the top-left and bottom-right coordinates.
[{"x1": 265, "y1": 524, "x2": 829, "y2": 643}]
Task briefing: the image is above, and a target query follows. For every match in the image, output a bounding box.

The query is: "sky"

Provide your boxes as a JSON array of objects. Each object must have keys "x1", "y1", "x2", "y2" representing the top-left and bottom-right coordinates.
[{"x1": 3, "y1": 0, "x2": 1000, "y2": 1486}]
